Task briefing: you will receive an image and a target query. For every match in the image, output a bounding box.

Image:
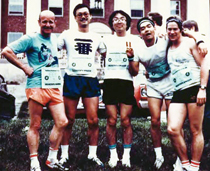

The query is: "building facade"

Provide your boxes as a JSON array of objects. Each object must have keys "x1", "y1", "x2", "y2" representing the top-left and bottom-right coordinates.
[{"x1": 1, "y1": 0, "x2": 210, "y2": 50}]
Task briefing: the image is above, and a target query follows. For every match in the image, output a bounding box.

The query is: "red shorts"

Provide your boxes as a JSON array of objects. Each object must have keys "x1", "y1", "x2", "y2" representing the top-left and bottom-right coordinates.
[{"x1": 25, "y1": 88, "x2": 63, "y2": 106}]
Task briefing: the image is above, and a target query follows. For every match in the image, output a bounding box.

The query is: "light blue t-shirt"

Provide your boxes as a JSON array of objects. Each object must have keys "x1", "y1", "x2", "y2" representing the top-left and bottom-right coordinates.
[{"x1": 9, "y1": 33, "x2": 59, "y2": 88}]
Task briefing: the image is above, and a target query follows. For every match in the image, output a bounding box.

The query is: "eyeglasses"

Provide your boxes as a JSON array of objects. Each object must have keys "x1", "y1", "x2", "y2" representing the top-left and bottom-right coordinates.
[
  {"x1": 113, "y1": 17, "x2": 126, "y2": 23},
  {"x1": 76, "y1": 12, "x2": 90, "y2": 18}
]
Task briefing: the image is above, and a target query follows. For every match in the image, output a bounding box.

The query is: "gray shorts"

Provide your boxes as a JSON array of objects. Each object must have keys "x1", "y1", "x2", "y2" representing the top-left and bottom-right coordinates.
[{"x1": 146, "y1": 73, "x2": 174, "y2": 99}]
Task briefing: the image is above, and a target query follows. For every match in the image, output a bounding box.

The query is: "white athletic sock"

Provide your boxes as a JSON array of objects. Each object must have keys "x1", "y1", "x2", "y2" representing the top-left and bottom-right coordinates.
[
  {"x1": 190, "y1": 160, "x2": 200, "y2": 171},
  {"x1": 88, "y1": 145, "x2": 97, "y2": 159},
  {"x1": 110, "y1": 148, "x2": 118, "y2": 158},
  {"x1": 30, "y1": 153, "x2": 39, "y2": 167},
  {"x1": 47, "y1": 147, "x2": 58, "y2": 161},
  {"x1": 154, "y1": 147, "x2": 163, "y2": 158},
  {"x1": 60, "y1": 145, "x2": 69, "y2": 159},
  {"x1": 182, "y1": 160, "x2": 190, "y2": 170},
  {"x1": 122, "y1": 147, "x2": 131, "y2": 159}
]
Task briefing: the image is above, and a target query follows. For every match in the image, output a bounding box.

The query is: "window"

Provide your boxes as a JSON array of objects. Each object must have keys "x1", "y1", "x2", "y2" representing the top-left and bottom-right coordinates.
[
  {"x1": 170, "y1": 0, "x2": 180, "y2": 16},
  {"x1": 130, "y1": 0, "x2": 144, "y2": 18},
  {"x1": 8, "y1": 0, "x2": 24, "y2": 16},
  {"x1": 90, "y1": 0, "x2": 104, "y2": 18},
  {"x1": 48, "y1": 0, "x2": 63, "y2": 17},
  {"x1": 7, "y1": 32, "x2": 23, "y2": 44}
]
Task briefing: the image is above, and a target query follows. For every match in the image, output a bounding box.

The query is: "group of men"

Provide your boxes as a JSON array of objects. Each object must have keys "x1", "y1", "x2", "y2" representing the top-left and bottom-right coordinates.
[{"x1": 1, "y1": 3, "x2": 209, "y2": 171}]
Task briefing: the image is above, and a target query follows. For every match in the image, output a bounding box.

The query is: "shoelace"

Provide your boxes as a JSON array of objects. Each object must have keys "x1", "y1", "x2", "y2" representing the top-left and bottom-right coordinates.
[{"x1": 31, "y1": 166, "x2": 41, "y2": 171}]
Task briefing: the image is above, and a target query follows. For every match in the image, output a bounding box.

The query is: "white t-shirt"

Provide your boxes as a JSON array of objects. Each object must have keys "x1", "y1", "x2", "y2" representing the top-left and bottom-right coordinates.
[
  {"x1": 134, "y1": 37, "x2": 170, "y2": 81},
  {"x1": 58, "y1": 29, "x2": 101, "y2": 78},
  {"x1": 103, "y1": 34, "x2": 141, "y2": 81}
]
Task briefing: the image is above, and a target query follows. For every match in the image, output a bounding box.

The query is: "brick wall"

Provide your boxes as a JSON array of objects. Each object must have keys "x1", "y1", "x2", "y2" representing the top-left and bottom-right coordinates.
[{"x1": 1, "y1": 0, "x2": 27, "y2": 48}]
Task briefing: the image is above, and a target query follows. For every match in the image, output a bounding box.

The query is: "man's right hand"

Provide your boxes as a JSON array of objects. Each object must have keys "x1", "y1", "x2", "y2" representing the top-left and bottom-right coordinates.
[
  {"x1": 126, "y1": 47, "x2": 134, "y2": 60},
  {"x1": 22, "y1": 65, "x2": 34, "y2": 77}
]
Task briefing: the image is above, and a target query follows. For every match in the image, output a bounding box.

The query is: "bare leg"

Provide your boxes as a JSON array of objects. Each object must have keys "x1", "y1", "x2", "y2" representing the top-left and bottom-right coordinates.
[
  {"x1": 148, "y1": 98, "x2": 163, "y2": 148},
  {"x1": 167, "y1": 103, "x2": 188, "y2": 161},
  {"x1": 48, "y1": 103, "x2": 68, "y2": 149},
  {"x1": 120, "y1": 104, "x2": 133, "y2": 145},
  {"x1": 27, "y1": 99, "x2": 43, "y2": 154},
  {"x1": 188, "y1": 103, "x2": 204, "y2": 162},
  {"x1": 61, "y1": 97, "x2": 79, "y2": 146},
  {"x1": 83, "y1": 97, "x2": 99, "y2": 146},
  {"x1": 106, "y1": 105, "x2": 118, "y2": 145}
]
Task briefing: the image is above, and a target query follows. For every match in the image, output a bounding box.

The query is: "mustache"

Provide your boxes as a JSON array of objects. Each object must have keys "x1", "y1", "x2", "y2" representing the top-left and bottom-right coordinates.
[
  {"x1": 80, "y1": 17, "x2": 88, "y2": 21},
  {"x1": 43, "y1": 26, "x2": 53, "y2": 29}
]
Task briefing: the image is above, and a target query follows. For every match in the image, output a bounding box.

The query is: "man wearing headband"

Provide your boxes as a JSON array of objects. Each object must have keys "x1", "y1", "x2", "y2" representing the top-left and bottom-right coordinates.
[
  {"x1": 127, "y1": 16, "x2": 174, "y2": 169},
  {"x1": 166, "y1": 16, "x2": 209, "y2": 171}
]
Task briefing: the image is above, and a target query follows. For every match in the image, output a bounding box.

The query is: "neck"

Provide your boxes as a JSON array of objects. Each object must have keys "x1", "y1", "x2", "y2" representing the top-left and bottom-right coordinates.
[
  {"x1": 145, "y1": 37, "x2": 156, "y2": 47},
  {"x1": 41, "y1": 33, "x2": 51, "y2": 38},
  {"x1": 171, "y1": 36, "x2": 182, "y2": 48},
  {"x1": 78, "y1": 25, "x2": 89, "y2": 33},
  {"x1": 116, "y1": 30, "x2": 126, "y2": 37}
]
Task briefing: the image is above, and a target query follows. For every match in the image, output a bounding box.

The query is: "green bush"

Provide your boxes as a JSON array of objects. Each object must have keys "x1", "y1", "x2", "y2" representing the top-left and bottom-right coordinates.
[{"x1": 0, "y1": 118, "x2": 210, "y2": 171}]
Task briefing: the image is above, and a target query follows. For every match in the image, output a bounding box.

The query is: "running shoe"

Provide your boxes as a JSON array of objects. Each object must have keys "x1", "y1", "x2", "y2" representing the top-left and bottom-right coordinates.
[
  {"x1": 30, "y1": 165, "x2": 41, "y2": 171},
  {"x1": 59, "y1": 157, "x2": 70, "y2": 171},
  {"x1": 87, "y1": 156, "x2": 104, "y2": 168},
  {"x1": 108, "y1": 156, "x2": 119, "y2": 168},
  {"x1": 154, "y1": 156, "x2": 164, "y2": 169},
  {"x1": 121, "y1": 157, "x2": 131, "y2": 168},
  {"x1": 46, "y1": 159, "x2": 67, "y2": 171}
]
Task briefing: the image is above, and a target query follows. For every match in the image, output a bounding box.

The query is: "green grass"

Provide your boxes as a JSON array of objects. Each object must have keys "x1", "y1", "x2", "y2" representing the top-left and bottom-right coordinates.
[{"x1": 0, "y1": 117, "x2": 210, "y2": 171}]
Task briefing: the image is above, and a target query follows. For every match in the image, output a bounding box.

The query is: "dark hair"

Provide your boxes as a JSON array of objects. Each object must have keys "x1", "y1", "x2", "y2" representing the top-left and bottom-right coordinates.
[
  {"x1": 137, "y1": 17, "x2": 155, "y2": 33},
  {"x1": 148, "y1": 12, "x2": 163, "y2": 26},
  {"x1": 166, "y1": 16, "x2": 183, "y2": 31},
  {"x1": 183, "y1": 20, "x2": 199, "y2": 32},
  {"x1": 73, "y1": 4, "x2": 91, "y2": 17},
  {"x1": 108, "y1": 10, "x2": 131, "y2": 31}
]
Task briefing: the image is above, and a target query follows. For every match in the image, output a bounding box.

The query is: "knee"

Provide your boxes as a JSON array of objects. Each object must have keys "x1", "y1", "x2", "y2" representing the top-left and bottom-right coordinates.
[
  {"x1": 151, "y1": 118, "x2": 161, "y2": 128},
  {"x1": 121, "y1": 117, "x2": 131, "y2": 129},
  {"x1": 167, "y1": 126, "x2": 179, "y2": 137},
  {"x1": 65, "y1": 117, "x2": 75, "y2": 129},
  {"x1": 107, "y1": 117, "x2": 117, "y2": 127},
  {"x1": 191, "y1": 125, "x2": 202, "y2": 137},
  {"x1": 30, "y1": 120, "x2": 41, "y2": 131},
  {"x1": 57, "y1": 118, "x2": 69, "y2": 129},
  {"x1": 88, "y1": 117, "x2": 99, "y2": 128}
]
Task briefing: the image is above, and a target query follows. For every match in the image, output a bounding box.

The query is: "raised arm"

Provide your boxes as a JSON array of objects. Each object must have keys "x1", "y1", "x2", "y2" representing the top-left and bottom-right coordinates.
[{"x1": 126, "y1": 47, "x2": 139, "y2": 76}]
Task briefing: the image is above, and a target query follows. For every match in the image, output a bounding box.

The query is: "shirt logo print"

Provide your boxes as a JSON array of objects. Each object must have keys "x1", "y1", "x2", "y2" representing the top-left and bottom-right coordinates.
[{"x1": 74, "y1": 38, "x2": 93, "y2": 55}]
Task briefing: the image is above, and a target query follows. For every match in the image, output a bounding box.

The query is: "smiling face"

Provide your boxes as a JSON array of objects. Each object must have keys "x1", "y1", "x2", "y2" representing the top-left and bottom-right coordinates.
[
  {"x1": 112, "y1": 13, "x2": 127, "y2": 33},
  {"x1": 167, "y1": 21, "x2": 182, "y2": 42},
  {"x1": 75, "y1": 7, "x2": 92, "y2": 28},
  {"x1": 38, "y1": 10, "x2": 56, "y2": 37},
  {"x1": 139, "y1": 21, "x2": 155, "y2": 41}
]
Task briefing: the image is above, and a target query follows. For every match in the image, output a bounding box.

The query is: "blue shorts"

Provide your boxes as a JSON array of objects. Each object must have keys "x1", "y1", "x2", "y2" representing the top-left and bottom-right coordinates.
[{"x1": 63, "y1": 74, "x2": 101, "y2": 99}]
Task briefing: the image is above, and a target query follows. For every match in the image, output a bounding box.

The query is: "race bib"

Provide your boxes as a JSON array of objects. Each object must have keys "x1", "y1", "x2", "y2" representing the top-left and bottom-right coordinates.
[
  {"x1": 147, "y1": 61, "x2": 170, "y2": 80},
  {"x1": 69, "y1": 56, "x2": 93, "y2": 75},
  {"x1": 41, "y1": 67, "x2": 62, "y2": 88},
  {"x1": 171, "y1": 66, "x2": 193, "y2": 90},
  {"x1": 106, "y1": 52, "x2": 128, "y2": 70}
]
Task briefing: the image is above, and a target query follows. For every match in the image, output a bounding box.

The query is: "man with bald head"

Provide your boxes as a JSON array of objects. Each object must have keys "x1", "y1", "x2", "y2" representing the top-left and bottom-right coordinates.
[{"x1": 2, "y1": 10, "x2": 68, "y2": 171}]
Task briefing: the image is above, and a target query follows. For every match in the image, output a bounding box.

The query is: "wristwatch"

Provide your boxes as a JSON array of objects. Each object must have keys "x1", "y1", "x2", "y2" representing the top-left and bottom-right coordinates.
[{"x1": 200, "y1": 85, "x2": 207, "y2": 90}]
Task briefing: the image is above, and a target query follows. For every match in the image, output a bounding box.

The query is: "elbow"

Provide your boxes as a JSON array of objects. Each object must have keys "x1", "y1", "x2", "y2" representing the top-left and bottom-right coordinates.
[
  {"x1": 132, "y1": 71, "x2": 139, "y2": 76},
  {"x1": 129, "y1": 69, "x2": 138, "y2": 76},
  {"x1": 1, "y1": 47, "x2": 11, "y2": 58}
]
